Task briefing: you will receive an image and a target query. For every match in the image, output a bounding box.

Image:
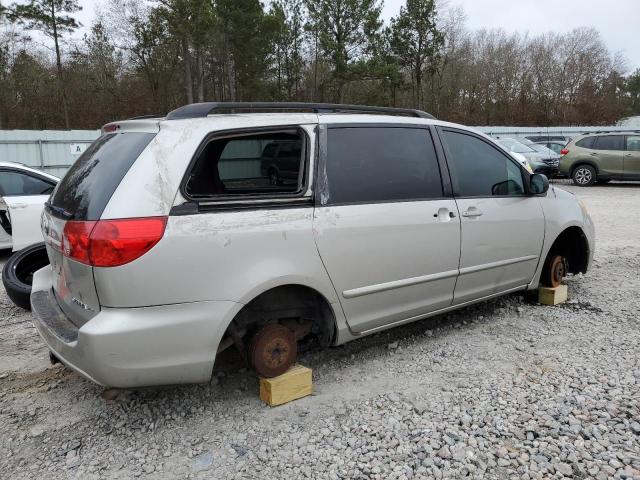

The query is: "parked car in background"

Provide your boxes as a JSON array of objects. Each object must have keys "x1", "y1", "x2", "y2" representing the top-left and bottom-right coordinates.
[
  {"x1": 534, "y1": 141, "x2": 567, "y2": 155},
  {"x1": 525, "y1": 135, "x2": 571, "y2": 144},
  {"x1": 0, "y1": 162, "x2": 57, "y2": 251},
  {"x1": 0, "y1": 162, "x2": 58, "y2": 310},
  {"x1": 260, "y1": 138, "x2": 303, "y2": 186},
  {"x1": 30, "y1": 102, "x2": 594, "y2": 389},
  {"x1": 509, "y1": 152, "x2": 533, "y2": 173},
  {"x1": 495, "y1": 137, "x2": 559, "y2": 177},
  {"x1": 559, "y1": 132, "x2": 640, "y2": 186},
  {"x1": 528, "y1": 143, "x2": 562, "y2": 161}
]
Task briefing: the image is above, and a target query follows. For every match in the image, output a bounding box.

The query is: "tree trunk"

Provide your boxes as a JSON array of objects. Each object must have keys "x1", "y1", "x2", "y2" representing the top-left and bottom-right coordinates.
[
  {"x1": 313, "y1": 28, "x2": 318, "y2": 101},
  {"x1": 416, "y1": 68, "x2": 422, "y2": 110},
  {"x1": 196, "y1": 48, "x2": 204, "y2": 102},
  {"x1": 223, "y1": 23, "x2": 235, "y2": 101},
  {"x1": 51, "y1": 4, "x2": 70, "y2": 129},
  {"x1": 182, "y1": 38, "x2": 194, "y2": 104}
]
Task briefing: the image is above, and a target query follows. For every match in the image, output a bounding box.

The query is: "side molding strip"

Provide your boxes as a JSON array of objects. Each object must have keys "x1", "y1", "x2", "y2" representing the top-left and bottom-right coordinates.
[
  {"x1": 458, "y1": 255, "x2": 538, "y2": 276},
  {"x1": 342, "y1": 269, "x2": 459, "y2": 299}
]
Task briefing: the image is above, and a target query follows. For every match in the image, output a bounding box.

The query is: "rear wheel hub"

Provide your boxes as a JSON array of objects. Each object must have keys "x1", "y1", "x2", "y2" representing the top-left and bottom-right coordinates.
[{"x1": 249, "y1": 324, "x2": 297, "y2": 378}]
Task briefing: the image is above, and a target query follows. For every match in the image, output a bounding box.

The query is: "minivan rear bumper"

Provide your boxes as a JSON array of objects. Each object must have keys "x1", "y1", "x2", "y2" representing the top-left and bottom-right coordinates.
[{"x1": 30, "y1": 266, "x2": 239, "y2": 388}]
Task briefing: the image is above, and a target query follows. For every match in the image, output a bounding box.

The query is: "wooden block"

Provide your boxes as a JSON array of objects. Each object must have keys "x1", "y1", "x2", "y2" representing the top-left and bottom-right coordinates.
[
  {"x1": 538, "y1": 284, "x2": 568, "y2": 305},
  {"x1": 259, "y1": 364, "x2": 313, "y2": 407}
]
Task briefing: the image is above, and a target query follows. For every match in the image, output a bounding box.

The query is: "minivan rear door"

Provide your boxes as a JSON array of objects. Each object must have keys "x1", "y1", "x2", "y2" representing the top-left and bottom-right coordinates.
[
  {"x1": 313, "y1": 124, "x2": 460, "y2": 334},
  {"x1": 43, "y1": 130, "x2": 157, "y2": 327}
]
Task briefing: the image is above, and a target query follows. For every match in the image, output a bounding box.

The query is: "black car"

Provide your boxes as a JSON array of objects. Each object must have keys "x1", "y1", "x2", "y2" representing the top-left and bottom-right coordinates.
[{"x1": 260, "y1": 139, "x2": 303, "y2": 186}]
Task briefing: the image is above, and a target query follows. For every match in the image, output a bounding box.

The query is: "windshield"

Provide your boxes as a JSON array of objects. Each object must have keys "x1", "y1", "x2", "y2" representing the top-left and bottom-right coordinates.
[{"x1": 497, "y1": 139, "x2": 536, "y2": 154}]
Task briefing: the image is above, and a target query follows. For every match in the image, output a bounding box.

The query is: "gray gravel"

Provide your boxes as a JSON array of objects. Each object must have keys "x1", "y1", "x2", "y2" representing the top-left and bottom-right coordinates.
[{"x1": 1, "y1": 182, "x2": 639, "y2": 479}]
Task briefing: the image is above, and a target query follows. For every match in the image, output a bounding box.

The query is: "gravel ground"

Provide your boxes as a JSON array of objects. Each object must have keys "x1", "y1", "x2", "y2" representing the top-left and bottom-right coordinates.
[{"x1": 0, "y1": 183, "x2": 639, "y2": 479}]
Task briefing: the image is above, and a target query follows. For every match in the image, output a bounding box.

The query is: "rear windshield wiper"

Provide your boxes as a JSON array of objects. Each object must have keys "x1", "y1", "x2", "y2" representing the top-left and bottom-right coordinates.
[{"x1": 45, "y1": 201, "x2": 73, "y2": 220}]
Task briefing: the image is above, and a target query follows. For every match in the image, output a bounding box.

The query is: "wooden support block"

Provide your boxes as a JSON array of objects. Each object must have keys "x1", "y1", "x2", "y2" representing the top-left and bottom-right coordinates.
[
  {"x1": 259, "y1": 364, "x2": 313, "y2": 407},
  {"x1": 538, "y1": 284, "x2": 568, "y2": 305}
]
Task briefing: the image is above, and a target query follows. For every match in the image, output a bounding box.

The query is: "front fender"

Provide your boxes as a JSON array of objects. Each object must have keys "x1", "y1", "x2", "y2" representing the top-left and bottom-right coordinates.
[{"x1": 528, "y1": 186, "x2": 595, "y2": 289}]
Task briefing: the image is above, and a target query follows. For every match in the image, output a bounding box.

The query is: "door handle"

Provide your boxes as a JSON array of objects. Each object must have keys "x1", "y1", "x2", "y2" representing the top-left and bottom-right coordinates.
[
  {"x1": 590, "y1": 152, "x2": 597, "y2": 156},
  {"x1": 625, "y1": 153, "x2": 633, "y2": 157},
  {"x1": 462, "y1": 209, "x2": 483, "y2": 218},
  {"x1": 433, "y1": 208, "x2": 457, "y2": 221}
]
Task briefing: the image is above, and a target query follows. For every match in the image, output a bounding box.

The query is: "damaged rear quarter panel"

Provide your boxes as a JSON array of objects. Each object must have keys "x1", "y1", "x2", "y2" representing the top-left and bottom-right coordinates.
[{"x1": 93, "y1": 208, "x2": 339, "y2": 308}]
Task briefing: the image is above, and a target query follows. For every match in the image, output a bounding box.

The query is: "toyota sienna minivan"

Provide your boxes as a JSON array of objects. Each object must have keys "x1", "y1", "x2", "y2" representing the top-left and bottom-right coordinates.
[{"x1": 31, "y1": 102, "x2": 594, "y2": 388}]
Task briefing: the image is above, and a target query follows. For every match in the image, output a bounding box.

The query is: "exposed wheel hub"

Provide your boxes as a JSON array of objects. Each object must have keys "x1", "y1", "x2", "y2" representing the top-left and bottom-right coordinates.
[
  {"x1": 249, "y1": 324, "x2": 297, "y2": 378},
  {"x1": 547, "y1": 255, "x2": 567, "y2": 288}
]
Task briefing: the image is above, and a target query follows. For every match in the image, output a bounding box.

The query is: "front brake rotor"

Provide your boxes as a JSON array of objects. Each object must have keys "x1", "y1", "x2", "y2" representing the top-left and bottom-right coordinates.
[
  {"x1": 249, "y1": 324, "x2": 297, "y2": 378},
  {"x1": 547, "y1": 255, "x2": 567, "y2": 288}
]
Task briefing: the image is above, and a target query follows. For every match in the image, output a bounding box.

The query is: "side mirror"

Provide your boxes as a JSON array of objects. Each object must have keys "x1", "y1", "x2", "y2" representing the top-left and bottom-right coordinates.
[{"x1": 530, "y1": 173, "x2": 549, "y2": 195}]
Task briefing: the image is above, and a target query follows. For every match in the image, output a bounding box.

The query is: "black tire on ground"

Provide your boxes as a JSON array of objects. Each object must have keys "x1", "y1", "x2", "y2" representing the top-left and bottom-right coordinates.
[
  {"x1": 571, "y1": 164, "x2": 596, "y2": 186},
  {"x1": 2, "y1": 242, "x2": 49, "y2": 310}
]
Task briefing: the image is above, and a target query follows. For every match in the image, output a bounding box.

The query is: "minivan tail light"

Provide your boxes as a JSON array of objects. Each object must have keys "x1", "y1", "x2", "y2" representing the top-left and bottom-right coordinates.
[
  {"x1": 560, "y1": 149, "x2": 569, "y2": 155},
  {"x1": 62, "y1": 217, "x2": 167, "y2": 267}
]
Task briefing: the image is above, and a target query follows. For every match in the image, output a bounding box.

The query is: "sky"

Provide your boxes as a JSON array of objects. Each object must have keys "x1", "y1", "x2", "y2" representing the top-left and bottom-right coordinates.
[
  {"x1": 383, "y1": 0, "x2": 640, "y2": 72},
  {"x1": 71, "y1": 0, "x2": 639, "y2": 72}
]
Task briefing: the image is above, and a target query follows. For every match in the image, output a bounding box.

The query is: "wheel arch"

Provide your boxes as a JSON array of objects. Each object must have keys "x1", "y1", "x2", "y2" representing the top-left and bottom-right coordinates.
[
  {"x1": 570, "y1": 160, "x2": 599, "y2": 176},
  {"x1": 218, "y1": 281, "x2": 339, "y2": 359},
  {"x1": 544, "y1": 226, "x2": 591, "y2": 275}
]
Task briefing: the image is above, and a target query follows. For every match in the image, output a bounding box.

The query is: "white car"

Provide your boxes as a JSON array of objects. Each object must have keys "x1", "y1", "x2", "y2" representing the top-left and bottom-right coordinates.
[
  {"x1": 0, "y1": 163, "x2": 58, "y2": 310},
  {"x1": 0, "y1": 162, "x2": 58, "y2": 251}
]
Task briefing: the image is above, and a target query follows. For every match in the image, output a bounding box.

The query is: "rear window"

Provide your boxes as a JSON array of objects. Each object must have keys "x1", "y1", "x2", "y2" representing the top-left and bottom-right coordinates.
[
  {"x1": 49, "y1": 132, "x2": 156, "y2": 220},
  {"x1": 185, "y1": 130, "x2": 305, "y2": 198}
]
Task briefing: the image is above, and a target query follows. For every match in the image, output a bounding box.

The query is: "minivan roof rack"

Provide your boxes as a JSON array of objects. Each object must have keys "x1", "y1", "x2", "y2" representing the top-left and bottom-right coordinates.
[{"x1": 165, "y1": 102, "x2": 435, "y2": 120}]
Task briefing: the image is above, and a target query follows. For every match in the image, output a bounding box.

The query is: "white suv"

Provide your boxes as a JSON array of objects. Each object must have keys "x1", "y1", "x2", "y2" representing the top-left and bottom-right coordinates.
[{"x1": 31, "y1": 103, "x2": 594, "y2": 388}]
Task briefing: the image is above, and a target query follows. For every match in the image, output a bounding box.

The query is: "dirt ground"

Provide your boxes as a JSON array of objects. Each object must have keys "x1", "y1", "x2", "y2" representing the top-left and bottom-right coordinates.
[{"x1": 0, "y1": 182, "x2": 639, "y2": 479}]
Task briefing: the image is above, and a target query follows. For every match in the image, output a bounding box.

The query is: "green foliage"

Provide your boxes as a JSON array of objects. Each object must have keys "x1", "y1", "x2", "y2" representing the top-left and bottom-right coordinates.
[
  {"x1": 8, "y1": 0, "x2": 80, "y2": 38},
  {"x1": 0, "y1": 0, "x2": 636, "y2": 129},
  {"x1": 389, "y1": 0, "x2": 443, "y2": 108},
  {"x1": 216, "y1": 0, "x2": 276, "y2": 101},
  {"x1": 625, "y1": 69, "x2": 640, "y2": 116},
  {"x1": 306, "y1": 0, "x2": 382, "y2": 101},
  {"x1": 269, "y1": 0, "x2": 305, "y2": 100}
]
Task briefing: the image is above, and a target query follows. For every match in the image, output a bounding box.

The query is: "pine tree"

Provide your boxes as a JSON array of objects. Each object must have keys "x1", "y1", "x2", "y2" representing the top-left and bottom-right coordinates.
[
  {"x1": 8, "y1": 0, "x2": 81, "y2": 128},
  {"x1": 389, "y1": 0, "x2": 443, "y2": 110}
]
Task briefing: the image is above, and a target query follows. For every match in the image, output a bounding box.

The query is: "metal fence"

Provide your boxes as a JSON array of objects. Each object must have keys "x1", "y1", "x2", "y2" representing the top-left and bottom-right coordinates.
[
  {"x1": 0, "y1": 130, "x2": 100, "y2": 178},
  {"x1": 0, "y1": 125, "x2": 636, "y2": 178}
]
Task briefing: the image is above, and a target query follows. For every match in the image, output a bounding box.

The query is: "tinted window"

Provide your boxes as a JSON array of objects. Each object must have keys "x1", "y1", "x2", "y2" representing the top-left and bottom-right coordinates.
[
  {"x1": 50, "y1": 132, "x2": 156, "y2": 220},
  {"x1": 324, "y1": 127, "x2": 442, "y2": 204},
  {"x1": 0, "y1": 170, "x2": 56, "y2": 196},
  {"x1": 626, "y1": 136, "x2": 640, "y2": 152},
  {"x1": 576, "y1": 137, "x2": 595, "y2": 149},
  {"x1": 594, "y1": 135, "x2": 624, "y2": 151},
  {"x1": 186, "y1": 130, "x2": 304, "y2": 197},
  {"x1": 440, "y1": 130, "x2": 525, "y2": 197}
]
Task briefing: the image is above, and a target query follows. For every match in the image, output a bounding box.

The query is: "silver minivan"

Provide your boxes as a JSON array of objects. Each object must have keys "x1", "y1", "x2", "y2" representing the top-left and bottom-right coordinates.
[{"x1": 31, "y1": 103, "x2": 594, "y2": 388}]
